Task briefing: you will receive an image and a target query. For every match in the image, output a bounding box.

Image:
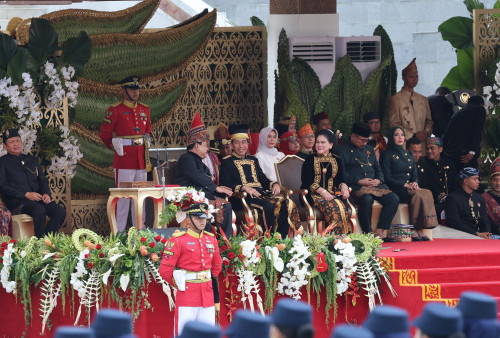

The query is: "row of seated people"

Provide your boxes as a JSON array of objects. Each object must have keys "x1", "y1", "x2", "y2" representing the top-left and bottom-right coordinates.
[{"x1": 178, "y1": 110, "x2": 498, "y2": 242}]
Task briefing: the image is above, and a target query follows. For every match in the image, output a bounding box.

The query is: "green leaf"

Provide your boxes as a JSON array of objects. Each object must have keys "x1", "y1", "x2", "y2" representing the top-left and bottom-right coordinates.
[
  {"x1": 250, "y1": 16, "x2": 265, "y2": 26},
  {"x1": 441, "y1": 65, "x2": 471, "y2": 90},
  {"x1": 438, "y1": 16, "x2": 473, "y2": 49},
  {"x1": 360, "y1": 56, "x2": 393, "y2": 120},
  {"x1": 0, "y1": 33, "x2": 18, "y2": 73},
  {"x1": 457, "y1": 47, "x2": 474, "y2": 89},
  {"x1": 6, "y1": 48, "x2": 27, "y2": 85},
  {"x1": 61, "y1": 31, "x2": 91, "y2": 76},
  {"x1": 464, "y1": 0, "x2": 484, "y2": 17},
  {"x1": 28, "y1": 18, "x2": 59, "y2": 64},
  {"x1": 289, "y1": 58, "x2": 322, "y2": 118},
  {"x1": 277, "y1": 28, "x2": 290, "y2": 67},
  {"x1": 373, "y1": 25, "x2": 397, "y2": 96}
]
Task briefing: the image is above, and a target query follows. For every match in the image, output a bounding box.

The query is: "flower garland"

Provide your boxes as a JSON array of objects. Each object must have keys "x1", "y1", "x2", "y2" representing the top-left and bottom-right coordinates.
[
  {"x1": 277, "y1": 235, "x2": 311, "y2": 300},
  {"x1": 0, "y1": 243, "x2": 16, "y2": 294},
  {"x1": 43, "y1": 62, "x2": 79, "y2": 109},
  {"x1": 333, "y1": 240, "x2": 357, "y2": 295},
  {"x1": 47, "y1": 126, "x2": 83, "y2": 178}
]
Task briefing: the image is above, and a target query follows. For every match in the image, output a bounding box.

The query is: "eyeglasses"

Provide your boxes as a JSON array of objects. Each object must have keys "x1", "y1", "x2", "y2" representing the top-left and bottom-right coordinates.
[
  {"x1": 355, "y1": 135, "x2": 370, "y2": 143},
  {"x1": 367, "y1": 121, "x2": 381, "y2": 125}
]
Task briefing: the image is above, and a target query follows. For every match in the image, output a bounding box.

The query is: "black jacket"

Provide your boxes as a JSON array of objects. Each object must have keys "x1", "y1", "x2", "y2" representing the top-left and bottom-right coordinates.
[
  {"x1": 174, "y1": 151, "x2": 217, "y2": 200},
  {"x1": 0, "y1": 153, "x2": 50, "y2": 210},
  {"x1": 445, "y1": 187, "x2": 490, "y2": 235}
]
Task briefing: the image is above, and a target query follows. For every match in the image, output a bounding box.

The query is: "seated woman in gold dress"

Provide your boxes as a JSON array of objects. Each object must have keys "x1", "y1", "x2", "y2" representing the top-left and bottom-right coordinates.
[{"x1": 300, "y1": 129, "x2": 351, "y2": 234}]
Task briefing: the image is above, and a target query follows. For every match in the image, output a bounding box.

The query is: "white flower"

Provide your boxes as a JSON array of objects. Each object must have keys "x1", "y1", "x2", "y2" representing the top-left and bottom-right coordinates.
[
  {"x1": 20, "y1": 250, "x2": 26, "y2": 258},
  {"x1": 277, "y1": 236, "x2": 311, "y2": 299},
  {"x1": 109, "y1": 253, "x2": 125, "y2": 262},
  {"x1": 120, "y1": 274, "x2": 130, "y2": 292},
  {"x1": 102, "y1": 268, "x2": 112, "y2": 285},
  {"x1": 42, "y1": 252, "x2": 56, "y2": 261}
]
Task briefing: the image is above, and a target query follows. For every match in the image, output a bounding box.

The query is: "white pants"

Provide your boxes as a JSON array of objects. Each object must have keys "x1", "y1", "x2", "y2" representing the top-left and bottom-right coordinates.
[
  {"x1": 115, "y1": 168, "x2": 147, "y2": 232},
  {"x1": 176, "y1": 306, "x2": 215, "y2": 336}
]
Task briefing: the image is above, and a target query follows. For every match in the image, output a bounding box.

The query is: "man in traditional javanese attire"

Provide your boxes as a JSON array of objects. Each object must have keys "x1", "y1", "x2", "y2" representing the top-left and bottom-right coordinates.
[{"x1": 386, "y1": 58, "x2": 433, "y2": 142}]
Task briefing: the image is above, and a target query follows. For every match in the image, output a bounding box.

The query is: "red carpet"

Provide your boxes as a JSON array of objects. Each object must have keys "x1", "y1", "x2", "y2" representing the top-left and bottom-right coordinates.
[{"x1": 377, "y1": 239, "x2": 500, "y2": 320}]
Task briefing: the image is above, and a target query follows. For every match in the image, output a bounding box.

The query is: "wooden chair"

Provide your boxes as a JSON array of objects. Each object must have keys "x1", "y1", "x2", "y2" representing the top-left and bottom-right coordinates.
[
  {"x1": 0, "y1": 196, "x2": 35, "y2": 240},
  {"x1": 274, "y1": 155, "x2": 358, "y2": 235}
]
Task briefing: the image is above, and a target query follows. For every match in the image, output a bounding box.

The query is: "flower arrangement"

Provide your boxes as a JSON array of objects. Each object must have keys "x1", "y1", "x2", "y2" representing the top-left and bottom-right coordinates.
[
  {"x1": 158, "y1": 187, "x2": 217, "y2": 226},
  {"x1": 0, "y1": 19, "x2": 89, "y2": 178},
  {"x1": 0, "y1": 229, "x2": 393, "y2": 330}
]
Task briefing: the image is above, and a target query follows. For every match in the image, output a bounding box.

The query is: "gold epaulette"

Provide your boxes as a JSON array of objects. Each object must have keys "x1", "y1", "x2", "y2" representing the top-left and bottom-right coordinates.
[
  {"x1": 172, "y1": 231, "x2": 186, "y2": 238},
  {"x1": 222, "y1": 154, "x2": 232, "y2": 160},
  {"x1": 110, "y1": 101, "x2": 121, "y2": 108},
  {"x1": 203, "y1": 231, "x2": 215, "y2": 237},
  {"x1": 138, "y1": 101, "x2": 149, "y2": 107}
]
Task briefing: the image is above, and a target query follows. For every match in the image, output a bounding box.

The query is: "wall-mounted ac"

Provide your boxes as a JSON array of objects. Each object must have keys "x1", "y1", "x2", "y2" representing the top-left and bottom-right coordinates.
[
  {"x1": 288, "y1": 36, "x2": 336, "y2": 87},
  {"x1": 335, "y1": 36, "x2": 381, "y2": 83}
]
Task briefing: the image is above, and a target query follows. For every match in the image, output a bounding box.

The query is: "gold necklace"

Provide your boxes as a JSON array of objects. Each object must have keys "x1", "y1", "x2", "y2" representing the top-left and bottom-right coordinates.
[{"x1": 21, "y1": 161, "x2": 39, "y2": 176}]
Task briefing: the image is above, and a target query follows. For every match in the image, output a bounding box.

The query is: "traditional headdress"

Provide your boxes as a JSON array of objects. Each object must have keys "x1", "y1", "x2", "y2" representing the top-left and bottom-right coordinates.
[
  {"x1": 426, "y1": 135, "x2": 443, "y2": 147},
  {"x1": 402, "y1": 58, "x2": 417, "y2": 77},
  {"x1": 279, "y1": 131, "x2": 298, "y2": 156},
  {"x1": 214, "y1": 123, "x2": 230, "y2": 141},
  {"x1": 363, "y1": 111, "x2": 380, "y2": 123},
  {"x1": 2, "y1": 129, "x2": 20, "y2": 144},
  {"x1": 312, "y1": 112, "x2": 329, "y2": 125},
  {"x1": 351, "y1": 123, "x2": 370, "y2": 138},
  {"x1": 458, "y1": 167, "x2": 479, "y2": 180},
  {"x1": 119, "y1": 75, "x2": 141, "y2": 89},
  {"x1": 490, "y1": 157, "x2": 500, "y2": 178},
  {"x1": 297, "y1": 123, "x2": 314, "y2": 138},
  {"x1": 228, "y1": 124, "x2": 249, "y2": 141},
  {"x1": 187, "y1": 112, "x2": 209, "y2": 145}
]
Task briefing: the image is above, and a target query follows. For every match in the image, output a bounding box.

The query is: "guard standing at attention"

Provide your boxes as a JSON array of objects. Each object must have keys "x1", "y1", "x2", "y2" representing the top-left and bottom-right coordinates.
[
  {"x1": 159, "y1": 203, "x2": 222, "y2": 336},
  {"x1": 100, "y1": 76, "x2": 151, "y2": 232}
]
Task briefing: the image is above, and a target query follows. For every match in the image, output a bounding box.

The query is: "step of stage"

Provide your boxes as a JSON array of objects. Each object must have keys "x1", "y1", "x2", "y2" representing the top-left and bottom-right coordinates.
[{"x1": 378, "y1": 239, "x2": 500, "y2": 321}]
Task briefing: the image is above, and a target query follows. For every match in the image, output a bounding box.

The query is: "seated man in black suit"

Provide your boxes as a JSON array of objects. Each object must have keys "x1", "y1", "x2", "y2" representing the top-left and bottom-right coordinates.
[{"x1": 0, "y1": 129, "x2": 65, "y2": 238}]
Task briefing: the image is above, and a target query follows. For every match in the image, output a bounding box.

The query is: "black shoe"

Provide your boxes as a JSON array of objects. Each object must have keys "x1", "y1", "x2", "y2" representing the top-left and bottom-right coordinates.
[
  {"x1": 421, "y1": 235, "x2": 431, "y2": 241},
  {"x1": 382, "y1": 236, "x2": 397, "y2": 243},
  {"x1": 411, "y1": 236, "x2": 422, "y2": 241}
]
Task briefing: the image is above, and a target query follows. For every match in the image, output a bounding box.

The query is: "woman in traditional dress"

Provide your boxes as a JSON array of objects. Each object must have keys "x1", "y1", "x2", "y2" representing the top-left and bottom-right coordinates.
[
  {"x1": 482, "y1": 157, "x2": 500, "y2": 238},
  {"x1": 0, "y1": 204, "x2": 12, "y2": 236},
  {"x1": 255, "y1": 127, "x2": 284, "y2": 182},
  {"x1": 278, "y1": 131, "x2": 300, "y2": 156},
  {"x1": 380, "y1": 126, "x2": 438, "y2": 241},
  {"x1": 300, "y1": 129, "x2": 351, "y2": 234}
]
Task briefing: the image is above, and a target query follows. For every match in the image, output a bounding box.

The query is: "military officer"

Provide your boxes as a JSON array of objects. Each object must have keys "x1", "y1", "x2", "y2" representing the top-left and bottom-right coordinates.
[
  {"x1": 219, "y1": 125, "x2": 300, "y2": 238},
  {"x1": 0, "y1": 129, "x2": 66, "y2": 238},
  {"x1": 100, "y1": 76, "x2": 151, "y2": 232},
  {"x1": 420, "y1": 136, "x2": 458, "y2": 222},
  {"x1": 159, "y1": 203, "x2": 222, "y2": 336}
]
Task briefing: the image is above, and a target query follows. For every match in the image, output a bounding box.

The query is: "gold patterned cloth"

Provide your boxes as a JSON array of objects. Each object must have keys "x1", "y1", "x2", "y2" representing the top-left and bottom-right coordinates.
[
  {"x1": 386, "y1": 89, "x2": 433, "y2": 139},
  {"x1": 407, "y1": 189, "x2": 438, "y2": 229}
]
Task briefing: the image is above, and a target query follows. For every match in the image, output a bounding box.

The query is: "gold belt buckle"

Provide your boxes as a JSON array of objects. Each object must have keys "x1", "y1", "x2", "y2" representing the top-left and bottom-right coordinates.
[
  {"x1": 133, "y1": 138, "x2": 143, "y2": 146},
  {"x1": 199, "y1": 272, "x2": 207, "y2": 279}
]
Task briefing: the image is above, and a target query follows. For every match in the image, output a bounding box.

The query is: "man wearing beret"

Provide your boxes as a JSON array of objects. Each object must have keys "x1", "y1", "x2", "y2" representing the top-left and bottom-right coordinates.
[
  {"x1": 100, "y1": 76, "x2": 151, "y2": 232},
  {"x1": 159, "y1": 203, "x2": 222, "y2": 336},
  {"x1": 444, "y1": 167, "x2": 491, "y2": 238},
  {"x1": 338, "y1": 123, "x2": 399, "y2": 241},
  {"x1": 386, "y1": 58, "x2": 433, "y2": 142},
  {"x1": 442, "y1": 95, "x2": 486, "y2": 170},
  {"x1": 0, "y1": 129, "x2": 66, "y2": 238}
]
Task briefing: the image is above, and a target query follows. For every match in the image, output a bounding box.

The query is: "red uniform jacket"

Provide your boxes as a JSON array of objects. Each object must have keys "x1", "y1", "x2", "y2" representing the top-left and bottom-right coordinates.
[
  {"x1": 159, "y1": 229, "x2": 222, "y2": 307},
  {"x1": 100, "y1": 100, "x2": 151, "y2": 170}
]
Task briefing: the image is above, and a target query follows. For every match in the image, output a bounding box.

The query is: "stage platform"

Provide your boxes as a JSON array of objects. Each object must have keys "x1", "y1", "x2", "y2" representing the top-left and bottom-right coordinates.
[{"x1": 1, "y1": 238, "x2": 498, "y2": 337}]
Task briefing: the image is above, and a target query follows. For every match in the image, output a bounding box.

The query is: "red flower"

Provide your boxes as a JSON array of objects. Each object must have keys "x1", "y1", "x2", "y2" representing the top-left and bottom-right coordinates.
[
  {"x1": 54, "y1": 255, "x2": 58, "y2": 259},
  {"x1": 221, "y1": 245, "x2": 228, "y2": 252},
  {"x1": 88, "y1": 262, "x2": 93, "y2": 269},
  {"x1": 99, "y1": 252, "x2": 105, "y2": 258},
  {"x1": 84, "y1": 254, "x2": 90, "y2": 259},
  {"x1": 228, "y1": 252, "x2": 235, "y2": 260},
  {"x1": 9, "y1": 239, "x2": 16, "y2": 244},
  {"x1": 1, "y1": 242, "x2": 7, "y2": 247},
  {"x1": 149, "y1": 242, "x2": 155, "y2": 248},
  {"x1": 154, "y1": 235, "x2": 161, "y2": 242},
  {"x1": 161, "y1": 238, "x2": 167, "y2": 244},
  {"x1": 366, "y1": 150, "x2": 370, "y2": 155},
  {"x1": 316, "y1": 252, "x2": 328, "y2": 273},
  {"x1": 140, "y1": 237, "x2": 147, "y2": 243},
  {"x1": 96, "y1": 244, "x2": 102, "y2": 250},
  {"x1": 223, "y1": 260, "x2": 229, "y2": 266}
]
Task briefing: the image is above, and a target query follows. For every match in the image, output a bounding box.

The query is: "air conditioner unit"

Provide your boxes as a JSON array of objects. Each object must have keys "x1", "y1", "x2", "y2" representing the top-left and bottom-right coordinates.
[
  {"x1": 288, "y1": 36, "x2": 336, "y2": 87},
  {"x1": 335, "y1": 36, "x2": 381, "y2": 83}
]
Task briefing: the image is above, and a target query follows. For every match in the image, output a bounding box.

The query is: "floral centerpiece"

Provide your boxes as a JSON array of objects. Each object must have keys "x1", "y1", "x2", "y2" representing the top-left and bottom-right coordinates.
[{"x1": 158, "y1": 187, "x2": 217, "y2": 226}]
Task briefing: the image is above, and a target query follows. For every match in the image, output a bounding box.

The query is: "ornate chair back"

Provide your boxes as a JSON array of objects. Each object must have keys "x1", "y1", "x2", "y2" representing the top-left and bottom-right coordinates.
[{"x1": 274, "y1": 155, "x2": 304, "y2": 206}]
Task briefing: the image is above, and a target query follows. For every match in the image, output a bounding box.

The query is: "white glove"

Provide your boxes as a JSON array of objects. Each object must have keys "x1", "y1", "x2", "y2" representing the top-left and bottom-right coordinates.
[
  {"x1": 173, "y1": 270, "x2": 186, "y2": 291},
  {"x1": 112, "y1": 138, "x2": 124, "y2": 156}
]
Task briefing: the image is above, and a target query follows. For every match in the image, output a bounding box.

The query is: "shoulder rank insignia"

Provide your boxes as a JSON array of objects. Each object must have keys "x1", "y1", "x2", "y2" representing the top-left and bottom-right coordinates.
[
  {"x1": 203, "y1": 231, "x2": 215, "y2": 237},
  {"x1": 222, "y1": 155, "x2": 232, "y2": 160},
  {"x1": 172, "y1": 231, "x2": 186, "y2": 238},
  {"x1": 110, "y1": 101, "x2": 121, "y2": 108},
  {"x1": 138, "y1": 101, "x2": 149, "y2": 107}
]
